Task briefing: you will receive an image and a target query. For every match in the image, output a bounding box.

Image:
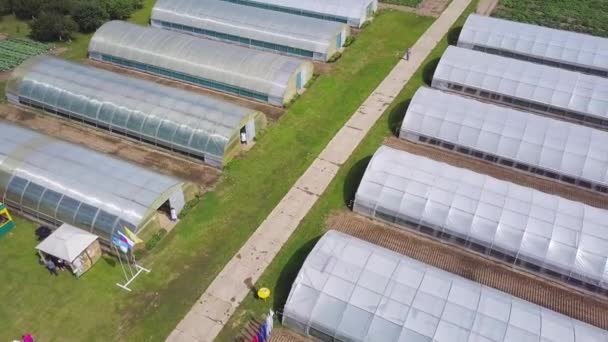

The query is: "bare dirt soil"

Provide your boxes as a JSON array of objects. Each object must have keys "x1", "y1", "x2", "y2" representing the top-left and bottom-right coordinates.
[
  {"x1": 476, "y1": 0, "x2": 499, "y2": 15},
  {"x1": 379, "y1": 0, "x2": 451, "y2": 18},
  {"x1": 328, "y1": 212, "x2": 608, "y2": 329},
  {"x1": 269, "y1": 328, "x2": 312, "y2": 342},
  {"x1": 86, "y1": 60, "x2": 286, "y2": 121},
  {"x1": 385, "y1": 137, "x2": 608, "y2": 209},
  {"x1": 0, "y1": 104, "x2": 221, "y2": 188}
]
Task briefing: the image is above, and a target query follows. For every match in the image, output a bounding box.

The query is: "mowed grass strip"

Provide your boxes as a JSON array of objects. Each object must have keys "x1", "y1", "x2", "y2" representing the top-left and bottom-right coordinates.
[
  {"x1": 0, "y1": 11, "x2": 433, "y2": 342},
  {"x1": 215, "y1": 1, "x2": 478, "y2": 340}
]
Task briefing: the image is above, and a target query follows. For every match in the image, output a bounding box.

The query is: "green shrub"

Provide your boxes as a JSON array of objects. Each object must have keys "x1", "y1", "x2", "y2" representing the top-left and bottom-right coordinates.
[
  {"x1": 343, "y1": 35, "x2": 356, "y2": 47},
  {"x1": 145, "y1": 229, "x2": 167, "y2": 251},
  {"x1": 13, "y1": 0, "x2": 42, "y2": 19},
  {"x1": 30, "y1": 12, "x2": 78, "y2": 42},
  {"x1": 178, "y1": 195, "x2": 201, "y2": 219},
  {"x1": 72, "y1": 1, "x2": 109, "y2": 32},
  {"x1": 327, "y1": 52, "x2": 342, "y2": 63}
]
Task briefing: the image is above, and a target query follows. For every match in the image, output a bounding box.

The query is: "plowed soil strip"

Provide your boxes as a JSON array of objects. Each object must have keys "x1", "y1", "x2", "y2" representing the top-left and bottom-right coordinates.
[
  {"x1": 385, "y1": 137, "x2": 608, "y2": 209},
  {"x1": 328, "y1": 212, "x2": 608, "y2": 329},
  {"x1": 0, "y1": 105, "x2": 220, "y2": 187},
  {"x1": 269, "y1": 328, "x2": 313, "y2": 342}
]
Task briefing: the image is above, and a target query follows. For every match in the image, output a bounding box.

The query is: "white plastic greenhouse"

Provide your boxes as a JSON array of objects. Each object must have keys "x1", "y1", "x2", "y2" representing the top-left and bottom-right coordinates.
[
  {"x1": 6, "y1": 56, "x2": 266, "y2": 168},
  {"x1": 400, "y1": 88, "x2": 608, "y2": 193},
  {"x1": 219, "y1": 0, "x2": 378, "y2": 28},
  {"x1": 458, "y1": 14, "x2": 608, "y2": 77},
  {"x1": 0, "y1": 122, "x2": 186, "y2": 241},
  {"x1": 151, "y1": 0, "x2": 350, "y2": 62},
  {"x1": 432, "y1": 46, "x2": 608, "y2": 130},
  {"x1": 283, "y1": 230, "x2": 608, "y2": 341},
  {"x1": 89, "y1": 21, "x2": 313, "y2": 106},
  {"x1": 354, "y1": 146, "x2": 608, "y2": 291}
]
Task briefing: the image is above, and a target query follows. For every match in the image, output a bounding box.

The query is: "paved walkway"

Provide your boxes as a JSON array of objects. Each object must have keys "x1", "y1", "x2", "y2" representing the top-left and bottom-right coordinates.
[{"x1": 167, "y1": 1, "x2": 471, "y2": 340}]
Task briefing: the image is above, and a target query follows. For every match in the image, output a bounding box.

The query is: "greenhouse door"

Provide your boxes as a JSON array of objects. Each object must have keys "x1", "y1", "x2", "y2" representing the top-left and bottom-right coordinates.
[
  {"x1": 336, "y1": 32, "x2": 342, "y2": 48},
  {"x1": 246, "y1": 119, "x2": 256, "y2": 142},
  {"x1": 296, "y1": 72, "x2": 303, "y2": 90}
]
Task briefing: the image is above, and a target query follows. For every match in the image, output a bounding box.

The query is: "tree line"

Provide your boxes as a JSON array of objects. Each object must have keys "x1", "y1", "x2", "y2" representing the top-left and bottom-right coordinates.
[{"x1": 0, "y1": 0, "x2": 144, "y2": 41}]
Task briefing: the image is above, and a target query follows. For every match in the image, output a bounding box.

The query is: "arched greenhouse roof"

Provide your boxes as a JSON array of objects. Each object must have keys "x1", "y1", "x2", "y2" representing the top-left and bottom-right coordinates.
[
  {"x1": 354, "y1": 146, "x2": 608, "y2": 291},
  {"x1": 6, "y1": 56, "x2": 265, "y2": 167},
  {"x1": 283, "y1": 230, "x2": 608, "y2": 341},
  {"x1": 89, "y1": 21, "x2": 311, "y2": 104},
  {"x1": 0, "y1": 122, "x2": 185, "y2": 240},
  {"x1": 151, "y1": 0, "x2": 348, "y2": 57}
]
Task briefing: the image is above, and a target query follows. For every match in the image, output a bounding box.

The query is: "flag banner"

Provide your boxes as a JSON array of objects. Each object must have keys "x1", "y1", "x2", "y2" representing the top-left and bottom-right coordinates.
[
  {"x1": 118, "y1": 231, "x2": 135, "y2": 248},
  {"x1": 125, "y1": 227, "x2": 143, "y2": 244},
  {"x1": 112, "y1": 235, "x2": 129, "y2": 253},
  {"x1": 265, "y1": 310, "x2": 274, "y2": 338}
]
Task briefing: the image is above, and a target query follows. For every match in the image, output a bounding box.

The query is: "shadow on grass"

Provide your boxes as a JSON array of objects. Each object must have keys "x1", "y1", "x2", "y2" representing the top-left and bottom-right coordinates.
[
  {"x1": 273, "y1": 236, "x2": 321, "y2": 315},
  {"x1": 423, "y1": 57, "x2": 440, "y2": 86},
  {"x1": 387, "y1": 99, "x2": 412, "y2": 136},
  {"x1": 448, "y1": 26, "x2": 463, "y2": 46},
  {"x1": 343, "y1": 156, "x2": 373, "y2": 207},
  {"x1": 102, "y1": 256, "x2": 117, "y2": 267}
]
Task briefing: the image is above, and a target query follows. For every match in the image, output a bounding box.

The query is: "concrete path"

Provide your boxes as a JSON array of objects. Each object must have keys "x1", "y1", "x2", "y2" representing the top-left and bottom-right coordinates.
[{"x1": 167, "y1": 1, "x2": 471, "y2": 340}]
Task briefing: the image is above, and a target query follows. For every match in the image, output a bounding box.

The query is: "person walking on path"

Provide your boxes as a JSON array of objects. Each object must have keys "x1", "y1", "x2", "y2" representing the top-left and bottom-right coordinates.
[
  {"x1": 45, "y1": 259, "x2": 58, "y2": 276},
  {"x1": 404, "y1": 48, "x2": 412, "y2": 61}
]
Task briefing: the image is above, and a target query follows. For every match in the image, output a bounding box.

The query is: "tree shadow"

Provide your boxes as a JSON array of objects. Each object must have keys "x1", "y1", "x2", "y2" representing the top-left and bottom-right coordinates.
[
  {"x1": 102, "y1": 256, "x2": 117, "y2": 267},
  {"x1": 423, "y1": 57, "x2": 440, "y2": 86},
  {"x1": 343, "y1": 156, "x2": 372, "y2": 207},
  {"x1": 273, "y1": 236, "x2": 321, "y2": 316},
  {"x1": 447, "y1": 26, "x2": 463, "y2": 46},
  {"x1": 387, "y1": 99, "x2": 412, "y2": 137}
]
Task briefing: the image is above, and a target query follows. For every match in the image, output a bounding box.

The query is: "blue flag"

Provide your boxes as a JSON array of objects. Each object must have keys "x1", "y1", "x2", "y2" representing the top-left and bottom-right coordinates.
[{"x1": 112, "y1": 235, "x2": 129, "y2": 253}]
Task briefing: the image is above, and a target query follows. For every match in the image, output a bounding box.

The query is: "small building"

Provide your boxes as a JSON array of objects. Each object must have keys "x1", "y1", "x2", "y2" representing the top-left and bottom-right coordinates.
[
  {"x1": 219, "y1": 0, "x2": 378, "y2": 28},
  {"x1": 458, "y1": 14, "x2": 608, "y2": 77},
  {"x1": 400, "y1": 87, "x2": 608, "y2": 193},
  {"x1": 36, "y1": 223, "x2": 102, "y2": 278},
  {"x1": 354, "y1": 145, "x2": 608, "y2": 291},
  {"x1": 89, "y1": 21, "x2": 313, "y2": 106},
  {"x1": 432, "y1": 46, "x2": 608, "y2": 130},
  {"x1": 283, "y1": 230, "x2": 608, "y2": 341},
  {"x1": 151, "y1": 0, "x2": 351, "y2": 62},
  {"x1": 7, "y1": 56, "x2": 266, "y2": 168},
  {"x1": 0, "y1": 122, "x2": 188, "y2": 242}
]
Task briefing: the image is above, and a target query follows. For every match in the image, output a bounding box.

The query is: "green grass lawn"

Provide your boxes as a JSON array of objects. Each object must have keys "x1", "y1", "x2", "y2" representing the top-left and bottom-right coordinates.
[
  {"x1": 381, "y1": 0, "x2": 424, "y2": 7},
  {"x1": 494, "y1": 0, "x2": 608, "y2": 37},
  {"x1": 0, "y1": 10, "x2": 434, "y2": 341},
  {"x1": 215, "y1": 1, "x2": 478, "y2": 340}
]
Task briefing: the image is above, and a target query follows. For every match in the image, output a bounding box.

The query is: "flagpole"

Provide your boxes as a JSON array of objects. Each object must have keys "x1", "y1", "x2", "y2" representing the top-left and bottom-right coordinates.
[
  {"x1": 113, "y1": 243, "x2": 129, "y2": 282},
  {"x1": 114, "y1": 229, "x2": 151, "y2": 292}
]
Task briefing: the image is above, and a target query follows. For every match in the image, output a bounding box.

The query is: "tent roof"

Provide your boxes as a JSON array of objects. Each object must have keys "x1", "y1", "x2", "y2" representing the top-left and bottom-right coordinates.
[{"x1": 36, "y1": 224, "x2": 98, "y2": 262}]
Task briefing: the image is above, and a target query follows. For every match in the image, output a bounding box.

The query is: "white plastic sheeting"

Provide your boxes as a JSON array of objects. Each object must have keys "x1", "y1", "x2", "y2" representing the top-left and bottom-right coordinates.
[
  {"x1": 151, "y1": 0, "x2": 348, "y2": 61},
  {"x1": 220, "y1": 0, "x2": 378, "y2": 27},
  {"x1": 283, "y1": 230, "x2": 608, "y2": 342},
  {"x1": 89, "y1": 21, "x2": 313, "y2": 105},
  {"x1": 432, "y1": 46, "x2": 608, "y2": 125},
  {"x1": 400, "y1": 88, "x2": 608, "y2": 192},
  {"x1": 354, "y1": 146, "x2": 608, "y2": 290},
  {"x1": 0, "y1": 122, "x2": 185, "y2": 239},
  {"x1": 459, "y1": 14, "x2": 608, "y2": 77},
  {"x1": 36, "y1": 224, "x2": 98, "y2": 262}
]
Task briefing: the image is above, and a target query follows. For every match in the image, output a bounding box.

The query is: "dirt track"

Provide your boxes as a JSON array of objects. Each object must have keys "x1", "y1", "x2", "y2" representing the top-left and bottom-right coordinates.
[
  {"x1": 328, "y1": 212, "x2": 608, "y2": 329},
  {"x1": 0, "y1": 105, "x2": 220, "y2": 188},
  {"x1": 386, "y1": 137, "x2": 608, "y2": 209}
]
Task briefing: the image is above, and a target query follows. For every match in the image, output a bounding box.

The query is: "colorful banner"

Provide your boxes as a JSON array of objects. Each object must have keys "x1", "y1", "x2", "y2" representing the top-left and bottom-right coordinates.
[{"x1": 112, "y1": 235, "x2": 129, "y2": 253}]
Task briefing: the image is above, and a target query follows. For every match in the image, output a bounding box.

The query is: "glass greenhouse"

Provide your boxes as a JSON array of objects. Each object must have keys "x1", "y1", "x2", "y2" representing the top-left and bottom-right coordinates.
[
  {"x1": 89, "y1": 21, "x2": 313, "y2": 106},
  {"x1": 432, "y1": 46, "x2": 608, "y2": 130},
  {"x1": 6, "y1": 56, "x2": 266, "y2": 168},
  {"x1": 219, "y1": 0, "x2": 378, "y2": 28},
  {"x1": 283, "y1": 230, "x2": 608, "y2": 342},
  {"x1": 458, "y1": 14, "x2": 608, "y2": 77},
  {"x1": 354, "y1": 146, "x2": 608, "y2": 291},
  {"x1": 0, "y1": 122, "x2": 186, "y2": 241},
  {"x1": 400, "y1": 88, "x2": 608, "y2": 194},
  {"x1": 151, "y1": 0, "x2": 350, "y2": 62}
]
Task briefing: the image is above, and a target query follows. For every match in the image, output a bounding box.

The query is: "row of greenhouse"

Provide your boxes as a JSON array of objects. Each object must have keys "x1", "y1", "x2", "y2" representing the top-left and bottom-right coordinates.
[
  {"x1": 0, "y1": 0, "x2": 379, "y2": 245},
  {"x1": 279, "y1": 15, "x2": 608, "y2": 341}
]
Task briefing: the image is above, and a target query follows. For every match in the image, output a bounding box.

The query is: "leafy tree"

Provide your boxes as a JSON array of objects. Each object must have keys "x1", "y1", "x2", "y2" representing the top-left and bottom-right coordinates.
[
  {"x1": 30, "y1": 12, "x2": 78, "y2": 42},
  {"x1": 102, "y1": 0, "x2": 135, "y2": 20},
  {"x1": 0, "y1": 0, "x2": 12, "y2": 15},
  {"x1": 13, "y1": 0, "x2": 42, "y2": 19},
  {"x1": 41, "y1": 0, "x2": 78, "y2": 15},
  {"x1": 72, "y1": 1, "x2": 108, "y2": 32}
]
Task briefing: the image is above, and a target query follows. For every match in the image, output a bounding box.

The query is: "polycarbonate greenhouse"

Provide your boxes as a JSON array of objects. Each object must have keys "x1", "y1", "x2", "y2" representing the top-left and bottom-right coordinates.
[
  {"x1": 458, "y1": 14, "x2": 608, "y2": 77},
  {"x1": 151, "y1": 0, "x2": 350, "y2": 62},
  {"x1": 89, "y1": 21, "x2": 313, "y2": 106},
  {"x1": 0, "y1": 122, "x2": 186, "y2": 241},
  {"x1": 283, "y1": 230, "x2": 608, "y2": 342},
  {"x1": 6, "y1": 56, "x2": 266, "y2": 168},
  {"x1": 400, "y1": 88, "x2": 608, "y2": 194},
  {"x1": 220, "y1": 0, "x2": 378, "y2": 28},
  {"x1": 354, "y1": 146, "x2": 608, "y2": 291},
  {"x1": 432, "y1": 46, "x2": 608, "y2": 130}
]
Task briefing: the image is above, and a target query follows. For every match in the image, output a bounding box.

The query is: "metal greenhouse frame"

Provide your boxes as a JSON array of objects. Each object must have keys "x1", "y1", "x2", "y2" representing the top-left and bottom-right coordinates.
[
  {"x1": 218, "y1": 0, "x2": 378, "y2": 28},
  {"x1": 6, "y1": 56, "x2": 266, "y2": 168},
  {"x1": 151, "y1": 0, "x2": 350, "y2": 62},
  {"x1": 0, "y1": 122, "x2": 186, "y2": 241},
  {"x1": 432, "y1": 46, "x2": 608, "y2": 130},
  {"x1": 458, "y1": 14, "x2": 608, "y2": 77},
  {"x1": 283, "y1": 230, "x2": 608, "y2": 341},
  {"x1": 89, "y1": 21, "x2": 313, "y2": 106},
  {"x1": 400, "y1": 88, "x2": 608, "y2": 194},
  {"x1": 354, "y1": 146, "x2": 608, "y2": 292}
]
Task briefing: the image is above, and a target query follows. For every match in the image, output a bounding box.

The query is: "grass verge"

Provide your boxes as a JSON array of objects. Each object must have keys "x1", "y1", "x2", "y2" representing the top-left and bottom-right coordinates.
[
  {"x1": 214, "y1": 1, "x2": 478, "y2": 340},
  {"x1": 0, "y1": 10, "x2": 433, "y2": 341}
]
